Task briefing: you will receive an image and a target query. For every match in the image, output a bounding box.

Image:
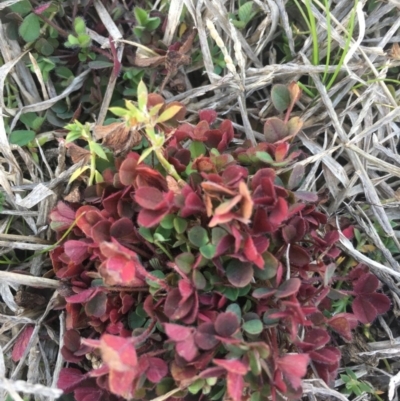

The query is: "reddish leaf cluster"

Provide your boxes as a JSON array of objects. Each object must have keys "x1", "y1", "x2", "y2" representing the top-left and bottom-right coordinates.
[
  {"x1": 349, "y1": 265, "x2": 391, "y2": 324},
  {"x1": 174, "y1": 118, "x2": 234, "y2": 153},
  {"x1": 51, "y1": 93, "x2": 390, "y2": 401}
]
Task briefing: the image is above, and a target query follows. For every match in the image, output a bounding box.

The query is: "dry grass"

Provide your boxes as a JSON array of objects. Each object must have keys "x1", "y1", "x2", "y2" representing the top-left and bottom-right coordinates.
[{"x1": 1, "y1": 0, "x2": 400, "y2": 399}]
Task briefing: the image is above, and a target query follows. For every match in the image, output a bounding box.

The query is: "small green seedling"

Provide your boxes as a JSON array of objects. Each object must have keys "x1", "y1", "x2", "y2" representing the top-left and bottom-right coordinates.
[
  {"x1": 65, "y1": 17, "x2": 95, "y2": 61},
  {"x1": 340, "y1": 368, "x2": 374, "y2": 397},
  {"x1": 230, "y1": 1, "x2": 259, "y2": 29},
  {"x1": 28, "y1": 56, "x2": 55, "y2": 82},
  {"x1": 64, "y1": 120, "x2": 109, "y2": 185},
  {"x1": 122, "y1": 67, "x2": 145, "y2": 96},
  {"x1": 133, "y1": 7, "x2": 161, "y2": 39}
]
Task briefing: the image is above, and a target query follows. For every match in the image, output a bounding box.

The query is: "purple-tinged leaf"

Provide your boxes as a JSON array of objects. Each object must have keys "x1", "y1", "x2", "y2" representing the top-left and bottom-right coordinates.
[
  {"x1": 328, "y1": 314, "x2": 357, "y2": 341},
  {"x1": 226, "y1": 259, "x2": 253, "y2": 288},
  {"x1": 194, "y1": 323, "x2": 219, "y2": 350},
  {"x1": 49, "y1": 202, "x2": 76, "y2": 232},
  {"x1": 214, "y1": 312, "x2": 240, "y2": 337},
  {"x1": 288, "y1": 164, "x2": 305, "y2": 190},
  {"x1": 353, "y1": 293, "x2": 390, "y2": 323},
  {"x1": 352, "y1": 295, "x2": 378, "y2": 324},
  {"x1": 91, "y1": 220, "x2": 112, "y2": 243},
  {"x1": 367, "y1": 293, "x2": 391, "y2": 314},
  {"x1": 264, "y1": 117, "x2": 288, "y2": 143},
  {"x1": 12, "y1": 325, "x2": 34, "y2": 362},
  {"x1": 63, "y1": 241, "x2": 90, "y2": 264},
  {"x1": 145, "y1": 357, "x2": 168, "y2": 383},
  {"x1": 277, "y1": 354, "x2": 309, "y2": 390},
  {"x1": 134, "y1": 187, "x2": 165, "y2": 210},
  {"x1": 288, "y1": 245, "x2": 309, "y2": 266},
  {"x1": 252, "y1": 288, "x2": 276, "y2": 299},
  {"x1": 275, "y1": 278, "x2": 301, "y2": 298},
  {"x1": 199, "y1": 109, "x2": 217, "y2": 124},
  {"x1": 301, "y1": 329, "x2": 330, "y2": 351},
  {"x1": 57, "y1": 368, "x2": 87, "y2": 393},
  {"x1": 176, "y1": 336, "x2": 198, "y2": 361},
  {"x1": 164, "y1": 323, "x2": 193, "y2": 342},
  {"x1": 85, "y1": 291, "x2": 107, "y2": 318},
  {"x1": 227, "y1": 372, "x2": 244, "y2": 401},
  {"x1": 354, "y1": 273, "x2": 379, "y2": 294},
  {"x1": 66, "y1": 288, "x2": 98, "y2": 304},
  {"x1": 309, "y1": 347, "x2": 341, "y2": 366},
  {"x1": 213, "y1": 358, "x2": 248, "y2": 375},
  {"x1": 269, "y1": 197, "x2": 288, "y2": 227}
]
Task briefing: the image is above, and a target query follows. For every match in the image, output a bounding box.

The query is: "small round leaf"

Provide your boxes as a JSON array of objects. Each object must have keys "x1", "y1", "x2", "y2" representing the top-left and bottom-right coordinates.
[
  {"x1": 263, "y1": 117, "x2": 289, "y2": 143},
  {"x1": 19, "y1": 13, "x2": 40, "y2": 42},
  {"x1": 128, "y1": 311, "x2": 146, "y2": 330},
  {"x1": 9, "y1": 130, "x2": 35, "y2": 146},
  {"x1": 243, "y1": 319, "x2": 263, "y2": 335},
  {"x1": 222, "y1": 287, "x2": 239, "y2": 301},
  {"x1": 175, "y1": 253, "x2": 194, "y2": 274},
  {"x1": 271, "y1": 84, "x2": 291, "y2": 112},
  {"x1": 174, "y1": 217, "x2": 188, "y2": 234},
  {"x1": 226, "y1": 303, "x2": 242, "y2": 320},
  {"x1": 275, "y1": 278, "x2": 301, "y2": 298},
  {"x1": 188, "y1": 226, "x2": 209, "y2": 248},
  {"x1": 214, "y1": 312, "x2": 240, "y2": 337},
  {"x1": 226, "y1": 259, "x2": 253, "y2": 288},
  {"x1": 10, "y1": 0, "x2": 32, "y2": 16},
  {"x1": 192, "y1": 270, "x2": 206, "y2": 290},
  {"x1": 200, "y1": 243, "x2": 216, "y2": 259},
  {"x1": 160, "y1": 214, "x2": 175, "y2": 229}
]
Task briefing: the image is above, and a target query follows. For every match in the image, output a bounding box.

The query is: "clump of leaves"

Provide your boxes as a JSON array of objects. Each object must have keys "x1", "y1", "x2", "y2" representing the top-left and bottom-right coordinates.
[
  {"x1": 3, "y1": 1, "x2": 198, "y2": 149},
  {"x1": 192, "y1": 42, "x2": 227, "y2": 75},
  {"x1": 50, "y1": 82, "x2": 390, "y2": 401},
  {"x1": 230, "y1": 1, "x2": 260, "y2": 29},
  {"x1": 355, "y1": 221, "x2": 399, "y2": 263},
  {"x1": 340, "y1": 368, "x2": 374, "y2": 397},
  {"x1": 133, "y1": 6, "x2": 161, "y2": 41},
  {"x1": 65, "y1": 17, "x2": 95, "y2": 61},
  {"x1": 64, "y1": 120, "x2": 109, "y2": 186}
]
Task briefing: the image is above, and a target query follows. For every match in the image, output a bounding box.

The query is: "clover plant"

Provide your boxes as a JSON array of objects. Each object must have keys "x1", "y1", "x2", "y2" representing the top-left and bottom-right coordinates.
[{"x1": 43, "y1": 83, "x2": 390, "y2": 401}]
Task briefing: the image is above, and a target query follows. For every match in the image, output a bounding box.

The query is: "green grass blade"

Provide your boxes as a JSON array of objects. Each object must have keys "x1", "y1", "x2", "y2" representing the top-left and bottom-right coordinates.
[
  {"x1": 326, "y1": 0, "x2": 357, "y2": 90},
  {"x1": 297, "y1": 82, "x2": 316, "y2": 97},
  {"x1": 293, "y1": 0, "x2": 312, "y2": 32},
  {"x1": 322, "y1": 0, "x2": 332, "y2": 83},
  {"x1": 352, "y1": 78, "x2": 400, "y2": 90},
  {"x1": 305, "y1": 0, "x2": 319, "y2": 65}
]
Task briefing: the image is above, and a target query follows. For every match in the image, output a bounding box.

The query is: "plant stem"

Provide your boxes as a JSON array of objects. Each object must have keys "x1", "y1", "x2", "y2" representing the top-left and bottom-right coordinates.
[
  {"x1": 154, "y1": 240, "x2": 173, "y2": 261},
  {"x1": 132, "y1": 320, "x2": 156, "y2": 346},
  {"x1": 154, "y1": 149, "x2": 184, "y2": 185},
  {"x1": 29, "y1": 212, "x2": 87, "y2": 258},
  {"x1": 137, "y1": 265, "x2": 170, "y2": 290},
  {"x1": 35, "y1": 13, "x2": 69, "y2": 38},
  {"x1": 89, "y1": 46, "x2": 114, "y2": 62},
  {"x1": 144, "y1": 125, "x2": 184, "y2": 185},
  {"x1": 89, "y1": 152, "x2": 96, "y2": 186}
]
